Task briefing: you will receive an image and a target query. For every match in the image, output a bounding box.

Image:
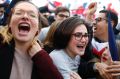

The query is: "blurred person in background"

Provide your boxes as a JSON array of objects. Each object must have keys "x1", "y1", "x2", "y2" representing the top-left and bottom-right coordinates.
[
  {"x1": 39, "y1": 6, "x2": 51, "y2": 20},
  {"x1": 0, "y1": 2, "x2": 9, "y2": 26},
  {"x1": 43, "y1": 21, "x2": 62, "y2": 54},
  {"x1": 39, "y1": 6, "x2": 70, "y2": 42}
]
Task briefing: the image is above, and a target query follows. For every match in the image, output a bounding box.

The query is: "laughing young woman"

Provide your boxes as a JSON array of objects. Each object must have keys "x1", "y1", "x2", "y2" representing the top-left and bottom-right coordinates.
[
  {"x1": 0, "y1": 1, "x2": 63, "y2": 79},
  {"x1": 49, "y1": 16, "x2": 90, "y2": 79}
]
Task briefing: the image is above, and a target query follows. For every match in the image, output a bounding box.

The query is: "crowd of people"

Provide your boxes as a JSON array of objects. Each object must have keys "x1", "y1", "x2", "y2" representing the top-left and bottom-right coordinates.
[{"x1": 0, "y1": 0, "x2": 120, "y2": 79}]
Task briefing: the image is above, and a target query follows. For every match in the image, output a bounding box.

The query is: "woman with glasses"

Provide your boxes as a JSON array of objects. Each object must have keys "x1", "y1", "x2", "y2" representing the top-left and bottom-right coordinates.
[
  {"x1": 49, "y1": 16, "x2": 91, "y2": 79},
  {"x1": 0, "y1": 1, "x2": 64, "y2": 79}
]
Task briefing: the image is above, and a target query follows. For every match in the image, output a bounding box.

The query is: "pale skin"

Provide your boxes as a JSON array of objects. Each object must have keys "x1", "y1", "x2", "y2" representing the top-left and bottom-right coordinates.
[
  {"x1": 95, "y1": 61, "x2": 120, "y2": 79},
  {"x1": 68, "y1": 24, "x2": 89, "y2": 79},
  {"x1": 70, "y1": 72, "x2": 82, "y2": 79},
  {"x1": 85, "y1": 2, "x2": 97, "y2": 22},
  {"x1": 9, "y1": 2, "x2": 42, "y2": 57},
  {"x1": 106, "y1": 61, "x2": 120, "y2": 77}
]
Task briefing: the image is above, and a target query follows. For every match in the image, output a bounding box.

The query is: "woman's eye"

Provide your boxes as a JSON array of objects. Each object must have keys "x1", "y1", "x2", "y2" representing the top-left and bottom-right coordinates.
[
  {"x1": 29, "y1": 14, "x2": 36, "y2": 18},
  {"x1": 14, "y1": 11, "x2": 22, "y2": 15}
]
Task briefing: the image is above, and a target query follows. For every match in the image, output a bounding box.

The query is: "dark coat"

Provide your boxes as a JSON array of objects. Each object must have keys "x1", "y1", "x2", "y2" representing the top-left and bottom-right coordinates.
[{"x1": 0, "y1": 38, "x2": 63, "y2": 79}]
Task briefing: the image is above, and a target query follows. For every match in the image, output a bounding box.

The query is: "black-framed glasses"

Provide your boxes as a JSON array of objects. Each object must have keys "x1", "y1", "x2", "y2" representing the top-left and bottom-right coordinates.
[
  {"x1": 72, "y1": 32, "x2": 89, "y2": 41},
  {"x1": 95, "y1": 17, "x2": 107, "y2": 23},
  {"x1": 58, "y1": 14, "x2": 69, "y2": 18}
]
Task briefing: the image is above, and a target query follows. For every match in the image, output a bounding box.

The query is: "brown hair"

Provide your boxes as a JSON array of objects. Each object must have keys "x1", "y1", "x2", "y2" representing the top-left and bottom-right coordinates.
[
  {"x1": 53, "y1": 16, "x2": 90, "y2": 49},
  {"x1": 43, "y1": 21, "x2": 62, "y2": 47},
  {"x1": 54, "y1": 6, "x2": 70, "y2": 16}
]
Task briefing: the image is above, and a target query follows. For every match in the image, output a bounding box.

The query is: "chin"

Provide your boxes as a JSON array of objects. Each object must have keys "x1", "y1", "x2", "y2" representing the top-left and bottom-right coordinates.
[
  {"x1": 78, "y1": 51, "x2": 85, "y2": 56},
  {"x1": 16, "y1": 38, "x2": 30, "y2": 42}
]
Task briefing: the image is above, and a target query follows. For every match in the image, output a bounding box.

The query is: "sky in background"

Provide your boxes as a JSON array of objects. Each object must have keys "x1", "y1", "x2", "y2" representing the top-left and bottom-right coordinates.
[
  {"x1": 31, "y1": 0, "x2": 120, "y2": 10},
  {"x1": 1, "y1": 0, "x2": 120, "y2": 22},
  {"x1": 31, "y1": 0, "x2": 120, "y2": 22}
]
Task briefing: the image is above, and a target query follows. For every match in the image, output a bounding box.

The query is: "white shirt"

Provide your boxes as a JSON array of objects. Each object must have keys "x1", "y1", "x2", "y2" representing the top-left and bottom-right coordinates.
[
  {"x1": 92, "y1": 38, "x2": 109, "y2": 51},
  {"x1": 50, "y1": 49, "x2": 80, "y2": 79}
]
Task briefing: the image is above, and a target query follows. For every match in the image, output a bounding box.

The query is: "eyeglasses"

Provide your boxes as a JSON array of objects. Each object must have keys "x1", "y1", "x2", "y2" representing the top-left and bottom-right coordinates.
[
  {"x1": 13, "y1": 8, "x2": 38, "y2": 20},
  {"x1": 72, "y1": 32, "x2": 89, "y2": 41},
  {"x1": 58, "y1": 14, "x2": 69, "y2": 18},
  {"x1": 95, "y1": 17, "x2": 107, "y2": 23}
]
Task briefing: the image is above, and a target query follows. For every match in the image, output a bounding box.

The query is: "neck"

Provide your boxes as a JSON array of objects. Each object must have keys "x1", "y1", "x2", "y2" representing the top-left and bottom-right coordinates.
[
  {"x1": 96, "y1": 32, "x2": 108, "y2": 42},
  {"x1": 64, "y1": 48, "x2": 76, "y2": 58},
  {"x1": 15, "y1": 40, "x2": 31, "y2": 53}
]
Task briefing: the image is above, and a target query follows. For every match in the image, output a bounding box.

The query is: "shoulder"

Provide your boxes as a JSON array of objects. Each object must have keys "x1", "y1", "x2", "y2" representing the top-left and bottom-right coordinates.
[
  {"x1": 41, "y1": 26, "x2": 50, "y2": 32},
  {"x1": 49, "y1": 49, "x2": 66, "y2": 58}
]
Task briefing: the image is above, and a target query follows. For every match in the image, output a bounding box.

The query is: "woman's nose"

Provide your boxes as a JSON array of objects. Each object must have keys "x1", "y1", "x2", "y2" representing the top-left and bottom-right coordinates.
[{"x1": 22, "y1": 12, "x2": 29, "y2": 20}]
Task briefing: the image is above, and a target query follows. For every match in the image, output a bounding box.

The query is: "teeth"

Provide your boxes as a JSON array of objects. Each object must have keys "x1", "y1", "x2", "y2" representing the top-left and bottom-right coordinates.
[
  {"x1": 77, "y1": 45, "x2": 84, "y2": 48},
  {"x1": 18, "y1": 23, "x2": 30, "y2": 32},
  {"x1": 19, "y1": 23, "x2": 29, "y2": 26}
]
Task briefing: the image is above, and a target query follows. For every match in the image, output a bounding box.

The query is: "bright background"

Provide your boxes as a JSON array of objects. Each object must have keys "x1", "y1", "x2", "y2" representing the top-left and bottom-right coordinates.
[
  {"x1": 31, "y1": 0, "x2": 120, "y2": 22},
  {"x1": 1, "y1": 0, "x2": 120, "y2": 22}
]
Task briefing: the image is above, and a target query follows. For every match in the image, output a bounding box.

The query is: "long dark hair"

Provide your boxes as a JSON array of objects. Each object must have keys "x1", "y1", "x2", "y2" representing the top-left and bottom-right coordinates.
[{"x1": 53, "y1": 16, "x2": 91, "y2": 49}]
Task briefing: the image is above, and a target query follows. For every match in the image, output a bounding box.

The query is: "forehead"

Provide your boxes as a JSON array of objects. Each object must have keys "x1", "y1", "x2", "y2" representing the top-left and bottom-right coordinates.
[
  {"x1": 73, "y1": 24, "x2": 87, "y2": 33},
  {"x1": 96, "y1": 13, "x2": 106, "y2": 18},
  {"x1": 14, "y1": 2, "x2": 38, "y2": 13}
]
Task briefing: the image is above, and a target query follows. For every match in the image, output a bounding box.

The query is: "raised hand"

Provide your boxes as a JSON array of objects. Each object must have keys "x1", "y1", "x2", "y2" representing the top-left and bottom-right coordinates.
[{"x1": 87, "y1": 2, "x2": 97, "y2": 15}]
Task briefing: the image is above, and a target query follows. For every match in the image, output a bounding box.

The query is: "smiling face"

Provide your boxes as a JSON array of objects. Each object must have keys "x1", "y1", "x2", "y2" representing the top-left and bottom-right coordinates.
[
  {"x1": 93, "y1": 13, "x2": 108, "y2": 38},
  {"x1": 66, "y1": 24, "x2": 89, "y2": 57},
  {"x1": 9, "y1": 2, "x2": 39, "y2": 43}
]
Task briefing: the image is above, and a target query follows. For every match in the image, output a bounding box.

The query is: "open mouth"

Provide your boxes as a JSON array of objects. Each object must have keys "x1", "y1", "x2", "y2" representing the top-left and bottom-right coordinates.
[
  {"x1": 18, "y1": 23, "x2": 30, "y2": 33},
  {"x1": 93, "y1": 26, "x2": 97, "y2": 32},
  {"x1": 77, "y1": 44, "x2": 85, "y2": 49},
  {"x1": 94, "y1": 27, "x2": 97, "y2": 30}
]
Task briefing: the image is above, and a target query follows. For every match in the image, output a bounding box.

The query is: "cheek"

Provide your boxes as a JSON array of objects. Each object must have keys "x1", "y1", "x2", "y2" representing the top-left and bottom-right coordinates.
[
  {"x1": 31, "y1": 19, "x2": 39, "y2": 26},
  {"x1": 69, "y1": 39, "x2": 77, "y2": 47},
  {"x1": 86, "y1": 38, "x2": 89, "y2": 43},
  {"x1": 9, "y1": 17, "x2": 19, "y2": 29},
  {"x1": 31, "y1": 20, "x2": 39, "y2": 30}
]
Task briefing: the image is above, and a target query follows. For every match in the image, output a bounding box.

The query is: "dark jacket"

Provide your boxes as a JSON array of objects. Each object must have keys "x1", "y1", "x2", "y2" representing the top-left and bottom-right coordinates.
[{"x1": 0, "y1": 37, "x2": 63, "y2": 79}]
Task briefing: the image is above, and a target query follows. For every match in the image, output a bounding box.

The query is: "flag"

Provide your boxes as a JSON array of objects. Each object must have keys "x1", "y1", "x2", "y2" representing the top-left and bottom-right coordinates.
[
  {"x1": 108, "y1": 12, "x2": 119, "y2": 61},
  {"x1": 47, "y1": 0, "x2": 56, "y2": 8},
  {"x1": 47, "y1": 0, "x2": 62, "y2": 11},
  {"x1": 54, "y1": 1, "x2": 62, "y2": 7}
]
